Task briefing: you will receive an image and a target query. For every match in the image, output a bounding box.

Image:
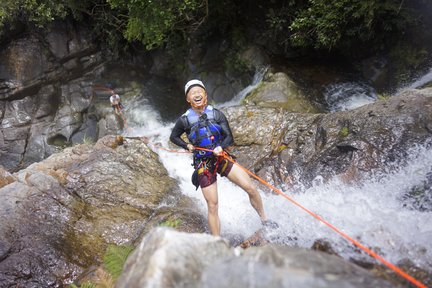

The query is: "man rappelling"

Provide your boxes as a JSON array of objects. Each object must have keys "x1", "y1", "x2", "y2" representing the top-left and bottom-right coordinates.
[
  {"x1": 170, "y1": 79, "x2": 277, "y2": 236},
  {"x1": 110, "y1": 90, "x2": 124, "y2": 115}
]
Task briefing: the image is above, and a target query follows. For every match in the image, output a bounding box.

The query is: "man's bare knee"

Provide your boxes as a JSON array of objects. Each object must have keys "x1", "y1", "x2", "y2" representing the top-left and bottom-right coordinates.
[
  {"x1": 207, "y1": 202, "x2": 218, "y2": 214},
  {"x1": 243, "y1": 184, "x2": 258, "y2": 195}
]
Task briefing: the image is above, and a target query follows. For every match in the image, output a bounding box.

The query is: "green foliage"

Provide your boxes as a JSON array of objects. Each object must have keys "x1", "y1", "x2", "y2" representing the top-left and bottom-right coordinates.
[
  {"x1": 288, "y1": 0, "x2": 418, "y2": 52},
  {"x1": 159, "y1": 218, "x2": 182, "y2": 228},
  {"x1": 0, "y1": 0, "x2": 67, "y2": 32},
  {"x1": 103, "y1": 244, "x2": 134, "y2": 281},
  {"x1": 24, "y1": 0, "x2": 68, "y2": 25},
  {"x1": 264, "y1": 1, "x2": 297, "y2": 47},
  {"x1": 0, "y1": 0, "x2": 427, "y2": 57},
  {"x1": 277, "y1": 144, "x2": 288, "y2": 153},
  {"x1": 69, "y1": 283, "x2": 96, "y2": 288},
  {"x1": 377, "y1": 93, "x2": 391, "y2": 101},
  {"x1": 339, "y1": 126, "x2": 349, "y2": 137},
  {"x1": 107, "y1": 0, "x2": 207, "y2": 49},
  {"x1": 82, "y1": 134, "x2": 94, "y2": 145},
  {"x1": 0, "y1": 0, "x2": 126, "y2": 54},
  {"x1": 68, "y1": 251, "x2": 122, "y2": 287}
]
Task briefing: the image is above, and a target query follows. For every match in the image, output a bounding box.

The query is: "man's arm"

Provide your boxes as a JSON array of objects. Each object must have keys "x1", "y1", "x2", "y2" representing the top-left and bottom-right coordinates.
[{"x1": 170, "y1": 117, "x2": 189, "y2": 150}]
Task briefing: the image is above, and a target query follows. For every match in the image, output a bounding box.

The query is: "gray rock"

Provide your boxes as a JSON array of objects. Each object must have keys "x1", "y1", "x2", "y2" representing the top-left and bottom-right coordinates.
[
  {"x1": 117, "y1": 229, "x2": 395, "y2": 288},
  {"x1": 118, "y1": 228, "x2": 233, "y2": 288},
  {"x1": 202, "y1": 245, "x2": 396, "y2": 287},
  {"x1": 244, "y1": 72, "x2": 321, "y2": 112},
  {"x1": 0, "y1": 136, "x2": 206, "y2": 287},
  {"x1": 225, "y1": 89, "x2": 432, "y2": 188},
  {"x1": 0, "y1": 22, "x2": 109, "y2": 171}
]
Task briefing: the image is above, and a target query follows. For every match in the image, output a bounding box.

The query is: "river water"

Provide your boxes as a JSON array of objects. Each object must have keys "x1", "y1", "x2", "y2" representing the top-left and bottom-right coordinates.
[{"x1": 124, "y1": 72, "x2": 432, "y2": 275}]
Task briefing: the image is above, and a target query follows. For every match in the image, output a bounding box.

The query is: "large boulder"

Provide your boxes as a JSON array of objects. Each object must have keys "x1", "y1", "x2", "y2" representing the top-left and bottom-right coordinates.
[
  {"x1": 244, "y1": 72, "x2": 321, "y2": 112},
  {"x1": 0, "y1": 136, "x2": 206, "y2": 287},
  {"x1": 117, "y1": 228, "x2": 395, "y2": 288},
  {"x1": 224, "y1": 88, "x2": 432, "y2": 188}
]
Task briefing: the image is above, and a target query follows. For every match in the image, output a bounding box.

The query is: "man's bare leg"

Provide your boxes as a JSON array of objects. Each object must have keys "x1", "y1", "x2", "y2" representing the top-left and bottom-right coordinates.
[
  {"x1": 201, "y1": 182, "x2": 220, "y2": 235},
  {"x1": 227, "y1": 164, "x2": 267, "y2": 222}
]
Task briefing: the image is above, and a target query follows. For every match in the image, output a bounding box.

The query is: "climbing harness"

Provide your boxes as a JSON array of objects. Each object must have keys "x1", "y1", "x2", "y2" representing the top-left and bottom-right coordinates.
[
  {"x1": 193, "y1": 157, "x2": 219, "y2": 189},
  {"x1": 151, "y1": 143, "x2": 427, "y2": 288}
]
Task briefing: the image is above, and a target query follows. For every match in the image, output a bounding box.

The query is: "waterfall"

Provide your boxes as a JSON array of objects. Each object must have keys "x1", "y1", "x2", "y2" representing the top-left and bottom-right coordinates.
[
  {"x1": 407, "y1": 67, "x2": 432, "y2": 89},
  {"x1": 124, "y1": 71, "x2": 432, "y2": 274},
  {"x1": 321, "y1": 63, "x2": 432, "y2": 112},
  {"x1": 323, "y1": 81, "x2": 378, "y2": 112},
  {"x1": 217, "y1": 66, "x2": 268, "y2": 108}
]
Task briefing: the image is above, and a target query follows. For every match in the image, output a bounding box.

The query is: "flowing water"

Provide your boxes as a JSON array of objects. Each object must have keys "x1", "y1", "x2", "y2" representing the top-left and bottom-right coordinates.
[
  {"x1": 323, "y1": 81, "x2": 378, "y2": 112},
  {"x1": 217, "y1": 66, "x2": 268, "y2": 108},
  {"x1": 124, "y1": 70, "x2": 432, "y2": 275},
  {"x1": 407, "y1": 67, "x2": 432, "y2": 90}
]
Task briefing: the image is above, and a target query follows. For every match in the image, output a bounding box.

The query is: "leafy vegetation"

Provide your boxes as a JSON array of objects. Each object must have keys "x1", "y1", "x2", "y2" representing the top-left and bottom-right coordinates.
[
  {"x1": 103, "y1": 244, "x2": 134, "y2": 281},
  {"x1": 69, "y1": 244, "x2": 134, "y2": 288},
  {"x1": 159, "y1": 218, "x2": 182, "y2": 228},
  {"x1": 107, "y1": 0, "x2": 207, "y2": 50},
  {"x1": 0, "y1": 0, "x2": 67, "y2": 30},
  {"x1": 0, "y1": 0, "x2": 427, "y2": 58},
  {"x1": 288, "y1": 0, "x2": 418, "y2": 52},
  {"x1": 70, "y1": 282, "x2": 96, "y2": 288},
  {"x1": 339, "y1": 126, "x2": 349, "y2": 137},
  {"x1": 82, "y1": 134, "x2": 94, "y2": 145}
]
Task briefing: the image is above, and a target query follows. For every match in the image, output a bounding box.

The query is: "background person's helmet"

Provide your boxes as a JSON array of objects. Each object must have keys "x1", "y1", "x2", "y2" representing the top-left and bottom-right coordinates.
[{"x1": 185, "y1": 79, "x2": 205, "y2": 95}]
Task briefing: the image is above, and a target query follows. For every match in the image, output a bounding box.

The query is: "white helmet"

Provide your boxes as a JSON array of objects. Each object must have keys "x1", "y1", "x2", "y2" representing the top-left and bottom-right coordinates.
[{"x1": 184, "y1": 79, "x2": 205, "y2": 95}]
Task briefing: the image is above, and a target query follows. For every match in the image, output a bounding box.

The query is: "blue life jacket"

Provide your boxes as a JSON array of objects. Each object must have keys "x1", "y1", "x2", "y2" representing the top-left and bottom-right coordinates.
[{"x1": 184, "y1": 105, "x2": 222, "y2": 158}]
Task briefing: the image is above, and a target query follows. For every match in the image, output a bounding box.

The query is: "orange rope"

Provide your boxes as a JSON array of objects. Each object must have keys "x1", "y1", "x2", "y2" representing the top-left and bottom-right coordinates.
[
  {"x1": 143, "y1": 139, "x2": 426, "y2": 287},
  {"x1": 190, "y1": 146, "x2": 427, "y2": 288},
  {"x1": 155, "y1": 146, "x2": 192, "y2": 154}
]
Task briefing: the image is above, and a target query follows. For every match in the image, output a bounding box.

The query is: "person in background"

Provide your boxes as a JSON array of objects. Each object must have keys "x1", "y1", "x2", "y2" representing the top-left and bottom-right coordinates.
[
  {"x1": 110, "y1": 90, "x2": 124, "y2": 115},
  {"x1": 170, "y1": 79, "x2": 278, "y2": 236}
]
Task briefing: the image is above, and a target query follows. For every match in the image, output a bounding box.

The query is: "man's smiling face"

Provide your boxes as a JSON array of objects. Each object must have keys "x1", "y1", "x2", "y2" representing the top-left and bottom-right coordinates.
[{"x1": 186, "y1": 86, "x2": 207, "y2": 109}]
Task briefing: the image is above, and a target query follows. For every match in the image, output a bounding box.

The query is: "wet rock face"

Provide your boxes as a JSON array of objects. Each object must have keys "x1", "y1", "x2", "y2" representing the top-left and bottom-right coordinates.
[
  {"x1": 118, "y1": 228, "x2": 395, "y2": 288},
  {"x1": 0, "y1": 166, "x2": 15, "y2": 188},
  {"x1": 402, "y1": 170, "x2": 432, "y2": 212},
  {"x1": 0, "y1": 21, "x2": 105, "y2": 172},
  {"x1": 0, "y1": 136, "x2": 206, "y2": 287},
  {"x1": 117, "y1": 228, "x2": 234, "y2": 288},
  {"x1": 0, "y1": 26, "x2": 262, "y2": 172},
  {"x1": 244, "y1": 72, "x2": 321, "y2": 113},
  {"x1": 225, "y1": 89, "x2": 432, "y2": 189}
]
